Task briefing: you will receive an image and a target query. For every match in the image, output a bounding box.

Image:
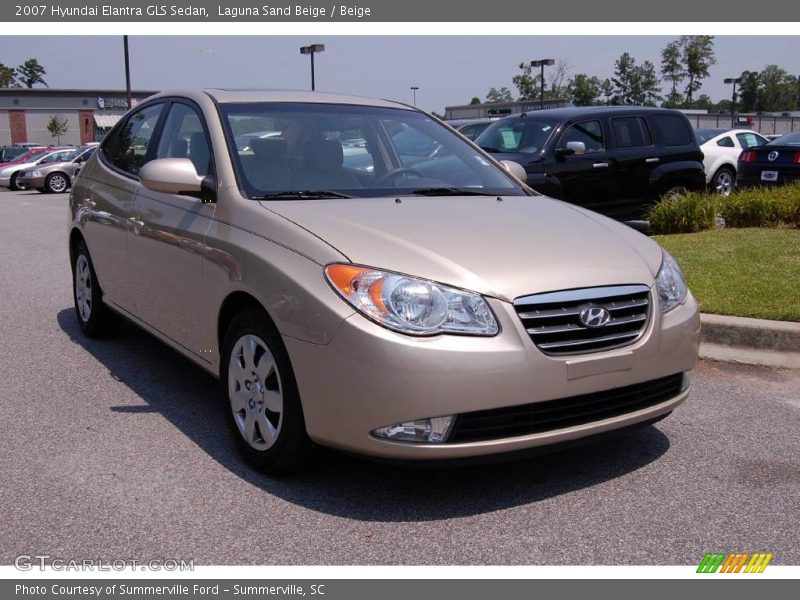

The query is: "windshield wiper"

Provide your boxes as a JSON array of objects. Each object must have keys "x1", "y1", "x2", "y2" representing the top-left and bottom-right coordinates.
[
  {"x1": 407, "y1": 187, "x2": 497, "y2": 197},
  {"x1": 252, "y1": 190, "x2": 354, "y2": 200}
]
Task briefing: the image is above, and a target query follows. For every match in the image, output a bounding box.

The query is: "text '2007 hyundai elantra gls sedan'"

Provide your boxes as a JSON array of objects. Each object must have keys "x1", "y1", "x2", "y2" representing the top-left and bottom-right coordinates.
[{"x1": 68, "y1": 89, "x2": 700, "y2": 474}]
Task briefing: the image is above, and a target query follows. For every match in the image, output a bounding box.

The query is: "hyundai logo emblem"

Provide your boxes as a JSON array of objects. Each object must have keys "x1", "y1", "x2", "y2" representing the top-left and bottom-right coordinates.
[
  {"x1": 768, "y1": 151, "x2": 779, "y2": 162},
  {"x1": 579, "y1": 305, "x2": 611, "y2": 328}
]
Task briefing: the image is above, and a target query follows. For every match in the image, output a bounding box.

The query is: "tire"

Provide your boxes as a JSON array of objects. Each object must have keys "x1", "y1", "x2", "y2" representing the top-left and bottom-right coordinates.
[
  {"x1": 711, "y1": 166, "x2": 735, "y2": 197},
  {"x1": 660, "y1": 185, "x2": 688, "y2": 201},
  {"x1": 8, "y1": 172, "x2": 22, "y2": 191},
  {"x1": 45, "y1": 172, "x2": 69, "y2": 194},
  {"x1": 220, "y1": 309, "x2": 313, "y2": 475},
  {"x1": 72, "y1": 240, "x2": 120, "y2": 337}
]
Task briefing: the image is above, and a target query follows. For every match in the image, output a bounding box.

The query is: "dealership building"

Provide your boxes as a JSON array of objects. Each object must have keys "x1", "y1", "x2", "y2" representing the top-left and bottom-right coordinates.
[{"x1": 0, "y1": 88, "x2": 158, "y2": 146}]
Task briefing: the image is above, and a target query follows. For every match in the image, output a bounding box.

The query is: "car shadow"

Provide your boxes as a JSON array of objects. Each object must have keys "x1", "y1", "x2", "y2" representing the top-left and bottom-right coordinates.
[{"x1": 57, "y1": 307, "x2": 671, "y2": 523}]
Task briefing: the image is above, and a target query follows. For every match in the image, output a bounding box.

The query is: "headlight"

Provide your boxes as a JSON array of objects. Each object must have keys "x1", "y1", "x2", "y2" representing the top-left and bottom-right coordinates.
[
  {"x1": 31, "y1": 170, "x2": 42, "y2": 177},
  {"x1": 655, "y1": 250, "x2": 688, "y2": 313},
  {"x1": 325, "y1": 264, "x2": 498, "y2": 336}
]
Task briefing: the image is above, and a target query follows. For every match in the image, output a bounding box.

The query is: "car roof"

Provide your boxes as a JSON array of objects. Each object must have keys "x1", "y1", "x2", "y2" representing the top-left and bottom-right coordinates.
[
  {"x1": 165, "y1": 89, "x2": 416, "y2": 111},
  {"x1": 498, "y1": 105, "x2": 687, "y2": 123}
]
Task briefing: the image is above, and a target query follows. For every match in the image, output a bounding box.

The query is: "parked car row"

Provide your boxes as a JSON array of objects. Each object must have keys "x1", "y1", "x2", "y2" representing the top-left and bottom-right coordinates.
[
  {"x1": 0, "y1": 145, "x2": 95, "y2": 192},
  {"x1": 67, "y1": 89, "x2": 700, "y2": 474}
]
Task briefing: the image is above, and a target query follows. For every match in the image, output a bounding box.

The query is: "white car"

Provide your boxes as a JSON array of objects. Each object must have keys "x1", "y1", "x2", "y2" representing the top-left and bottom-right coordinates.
[{"x1": 695, "y1": 128, "x2": 769, "y2": 196}]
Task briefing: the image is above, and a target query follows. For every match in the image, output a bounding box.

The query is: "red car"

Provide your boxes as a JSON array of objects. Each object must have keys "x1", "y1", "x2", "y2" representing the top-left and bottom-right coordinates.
[{"x1": 0, "y1": 147, "x2": 49, "y2": 169}]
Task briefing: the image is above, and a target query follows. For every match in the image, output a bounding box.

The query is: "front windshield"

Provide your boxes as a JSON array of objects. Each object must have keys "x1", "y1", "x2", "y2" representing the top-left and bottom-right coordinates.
[
  {"x1": 23, "y1": 151, "x2": 47, "y2": 163},
  {"x1": 476, "y1": 118, "x2": 558, "y2": 154},
  {"x1": 219, "y1": 102, "x2": 527, "y2": 199},
  {"x1": 768, "y1": 131, "x2": 800, "y2": 146}
]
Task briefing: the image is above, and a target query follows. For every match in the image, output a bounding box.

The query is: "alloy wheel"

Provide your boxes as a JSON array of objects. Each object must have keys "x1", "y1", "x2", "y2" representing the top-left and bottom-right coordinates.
[
  {"x1": 74, "y1": 254, "x2": 92, "y2": 322},
  {"x1": 48, "y1": 174, "x2": 68, "y2": 193},
  {"x1": 714, "y1": 170, "x2": 734, "y2": 197},
  {"x1": 228, "y1": 334, "x2": 284, "y2": 451}
]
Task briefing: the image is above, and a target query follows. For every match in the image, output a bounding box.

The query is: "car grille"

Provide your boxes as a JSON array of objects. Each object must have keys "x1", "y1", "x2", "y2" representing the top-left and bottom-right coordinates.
[
  {"x1": 514, "y1": 285, "x2": 651, "y2": 356},
  {"x1": 448, "y1": 373, "x2": 684, "y2": 443}
]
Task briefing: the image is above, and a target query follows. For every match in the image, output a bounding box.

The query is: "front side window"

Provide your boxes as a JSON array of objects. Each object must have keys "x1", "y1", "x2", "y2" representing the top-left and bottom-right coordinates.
[
  {"x1": 107, "y1": 103, "x2": 165, "y2": 175},
  {"x1": 156, "y1": 102, "x2": 213, "y2": 177},
  {"x1": 558, "y1": 120, "x2": 605, "y2": 153},
  {"x1": 40, "y1": 150, "x2": 77, "y2": 164},
  {"x1": 220, "y1": 102, "x2": 526, "y2": 199},
  {"x1": 476, "y1": 118, "x2": 556, "y2": 154}
]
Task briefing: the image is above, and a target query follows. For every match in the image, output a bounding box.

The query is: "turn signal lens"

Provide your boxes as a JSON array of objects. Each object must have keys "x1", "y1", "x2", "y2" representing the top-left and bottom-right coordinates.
[{"x1": 325, "y1": 264, "x2": 498, "y2": 336}]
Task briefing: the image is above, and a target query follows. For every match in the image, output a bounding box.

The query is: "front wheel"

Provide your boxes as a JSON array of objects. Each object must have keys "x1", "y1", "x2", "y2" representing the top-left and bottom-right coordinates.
[
  {"x1": 9, "y1": 172, "x2": 23, "y2": 191},
  {"x1": 72, "y1": 240, "x2": 120, "y2": 337},
  {"x1": 221, "y1": 309, "x2": 312, "y2": 475}
]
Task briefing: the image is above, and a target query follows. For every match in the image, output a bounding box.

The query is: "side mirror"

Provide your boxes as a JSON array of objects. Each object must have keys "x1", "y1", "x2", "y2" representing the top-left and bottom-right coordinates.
[
  {"x1": 139, "y1": 158, "x2": 204, "y2": 196},
  {"x1": 499, "y1": 159, "x2": 527, "y2": 183},
  {"x1": 554, "y1": 141, "x2": 586, "y2": 158}
]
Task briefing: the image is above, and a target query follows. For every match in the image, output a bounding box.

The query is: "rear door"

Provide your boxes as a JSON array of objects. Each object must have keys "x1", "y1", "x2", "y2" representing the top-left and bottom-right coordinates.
[{"x1": 609, "y1": 115, "x2": 656, "y2": 214}]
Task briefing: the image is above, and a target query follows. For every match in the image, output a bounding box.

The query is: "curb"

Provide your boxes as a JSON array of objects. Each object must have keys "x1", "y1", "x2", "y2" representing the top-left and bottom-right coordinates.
[{"x1": 700, "y1": 313, "x2": 800, "y2": 369}]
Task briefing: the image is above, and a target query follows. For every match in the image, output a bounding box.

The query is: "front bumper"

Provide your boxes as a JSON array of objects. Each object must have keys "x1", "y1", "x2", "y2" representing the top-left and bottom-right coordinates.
[
  {"x1": 285, "y1": 291, "x2": 700, "y2": 460},
  {"x1": 0, "y1": 175, "x2": 11, "y2": 188}
]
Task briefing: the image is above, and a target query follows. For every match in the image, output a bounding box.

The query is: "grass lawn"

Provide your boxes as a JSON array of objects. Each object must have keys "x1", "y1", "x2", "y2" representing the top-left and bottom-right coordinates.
[{"x1": 654, "y1": 228, "x2": 800, "y2": 322}]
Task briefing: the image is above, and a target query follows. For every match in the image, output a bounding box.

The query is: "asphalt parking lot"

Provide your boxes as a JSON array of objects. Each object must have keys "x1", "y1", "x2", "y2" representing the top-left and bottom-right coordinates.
[{"x1": 1, "y1": 188, "x2": 798, "y2": 565}]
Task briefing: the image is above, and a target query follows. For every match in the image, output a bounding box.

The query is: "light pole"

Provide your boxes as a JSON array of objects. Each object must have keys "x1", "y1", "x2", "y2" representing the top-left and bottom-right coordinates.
[
  {"x1": 123, "y1": 35, "x2": 132, "y2": 109},
  {"x1": 300, "y1": 44, "x2": 325, "y2": 91},
  {"x1": 724, "y1": 76, "x2": 742, "y2": 128},
  {"x1": 410, "y1": 86, "x2": 419, "y2": 107},
  {"x1": 530, "y1": 58, "x2": 555, "y2": 110}
]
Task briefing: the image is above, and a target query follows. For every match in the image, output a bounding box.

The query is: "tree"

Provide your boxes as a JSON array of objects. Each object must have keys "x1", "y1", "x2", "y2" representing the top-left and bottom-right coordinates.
[
  {"x1": 485, "y1": 86, "x2": 513, "y2": 103},
  {"x1": 758, "y1": 65, "x2": 797, "y2": 112},
  {"x1": 600, "y1": 79, "x2": 614, "y2": 105},
  {"x1": 567, "y1": 73, "x2": 601, "y2": 106},
  {"x1": 636, "y1": 61, "x2": 662, "y2": 107},
  {"x1": 738, "y1": 70, "x2": 760, "y2": 112},
  {"x1": 611, "y1": 52, "x2": 637, "y2": 104},
  {"x1": 47, "y1": 116, "x2": 68, "y2": 145},
  {"x1": 17, "y1": 58, "x2": 47, "y2": 88},
  {"x1": 660, "y1": 40, "x2": 685, "y2": 103},
  {"x1": 0, "y1": 62, "x2": 16, "y2": 88},
  {"x1": 469, "y1": 97, "x2": 481, "y2": 105},
  {"x1": 512, "y1": 62, "x2": 541, "y2": 101},
  {"x1": 680, "y1": 36, "x2": 716, "y2": 105},
  {"x1": 548, "y1": 59, "x2": 571, "y2": 100}
]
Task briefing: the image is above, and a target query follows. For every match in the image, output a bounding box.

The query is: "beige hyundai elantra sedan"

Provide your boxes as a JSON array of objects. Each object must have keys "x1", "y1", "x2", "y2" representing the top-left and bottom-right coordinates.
[{"x1": 68, "y1": 90, "x2": 700, "y2": 474}]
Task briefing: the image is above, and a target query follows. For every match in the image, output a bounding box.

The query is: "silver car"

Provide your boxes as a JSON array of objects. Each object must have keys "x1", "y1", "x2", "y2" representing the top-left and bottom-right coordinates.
[
  {"x1": 69, "y1": 90, "x2": 700, "y2": 474},
  {"x1": 0, "y1": 148, "x2": 78, "y2": 191}
]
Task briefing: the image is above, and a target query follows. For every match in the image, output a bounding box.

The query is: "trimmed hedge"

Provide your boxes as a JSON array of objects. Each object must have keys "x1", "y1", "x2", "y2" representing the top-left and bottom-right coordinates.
[{"x1": 647, "y1": 182, "x2": 800, "y2": 234}]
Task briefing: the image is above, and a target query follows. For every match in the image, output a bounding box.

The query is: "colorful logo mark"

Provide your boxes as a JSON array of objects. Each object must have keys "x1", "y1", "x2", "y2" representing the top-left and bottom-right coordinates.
[{"x1": 697, "y1": 552, "x2": 773, "y2": 573}]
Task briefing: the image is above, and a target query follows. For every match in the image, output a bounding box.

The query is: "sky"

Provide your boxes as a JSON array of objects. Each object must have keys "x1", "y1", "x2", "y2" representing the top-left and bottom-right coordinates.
[{"x1": 1, "y1": 36, "x2": 798, "y2": 113}]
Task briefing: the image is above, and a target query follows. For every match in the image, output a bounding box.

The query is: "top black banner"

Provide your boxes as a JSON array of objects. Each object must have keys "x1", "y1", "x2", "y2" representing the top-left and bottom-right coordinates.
[{"x1": 3, "y1": 0, "x2": 800, "y2": 21}]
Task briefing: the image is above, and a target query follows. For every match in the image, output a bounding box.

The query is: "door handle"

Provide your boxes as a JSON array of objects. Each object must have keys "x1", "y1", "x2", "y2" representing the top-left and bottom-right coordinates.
[
  {"x1": 645, "y1": 157, "x2": 660, "y2": 163},
  {"x1": 593, "y1": 162, "x2": 610, "y2": 168},
  {"x1": 128, "y1": 216, "x2": 144, "y2": 229}
]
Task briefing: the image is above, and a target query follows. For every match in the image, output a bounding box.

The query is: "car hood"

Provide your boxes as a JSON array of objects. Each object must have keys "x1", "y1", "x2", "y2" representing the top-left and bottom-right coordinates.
[
  {"x1": 260, "y1": 195, "x2": 663, "y2": 302},
  {"x1": 0, "y1": 161, "x2": 37, "y2": 174}
]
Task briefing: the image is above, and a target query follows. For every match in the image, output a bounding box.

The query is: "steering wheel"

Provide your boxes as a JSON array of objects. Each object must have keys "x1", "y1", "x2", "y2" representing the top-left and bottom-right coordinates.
[{"x1": 375, "y1": 167, "x2": 424, "y2": 186}]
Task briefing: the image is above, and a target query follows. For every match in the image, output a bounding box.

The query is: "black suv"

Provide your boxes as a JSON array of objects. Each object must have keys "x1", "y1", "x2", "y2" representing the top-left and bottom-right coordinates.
[{"x1": 475, "y1": 107, "x2": 705, "y2": 221}]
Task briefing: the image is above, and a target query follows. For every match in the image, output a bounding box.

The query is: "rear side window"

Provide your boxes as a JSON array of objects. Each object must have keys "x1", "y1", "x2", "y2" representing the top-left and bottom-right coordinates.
[
  {"x1": 106, "y1": 103, "x2": 165, "y2": 176},
  {"x1": 736, "y1": 132, "x2": 767, "y2": 149},
  {"x1": 716, "y1": 137, "x2": 734, "y2": 148},
  {"x1": 611, "y1": 117, "x2": 652, "y2": 149},
  {"x1": 650, "y1": 114, "x2": 694, "y2": 147}
]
